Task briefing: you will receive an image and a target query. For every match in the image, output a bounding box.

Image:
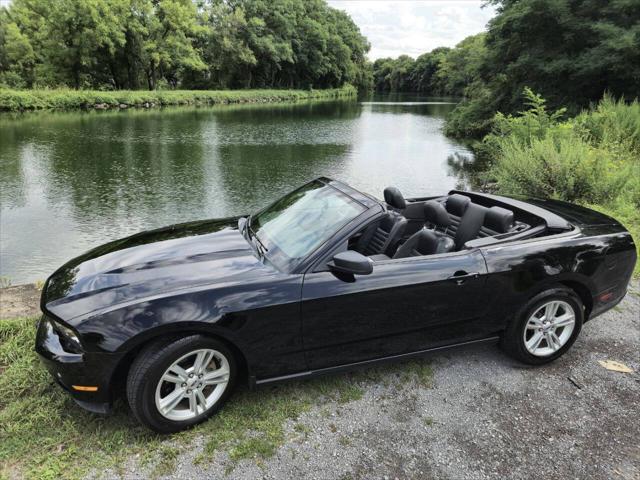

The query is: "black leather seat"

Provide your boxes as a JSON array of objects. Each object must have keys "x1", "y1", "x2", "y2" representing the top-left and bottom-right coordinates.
[
  {"x1": 356, "y1": 212, "x2": 407, "y2": 257},
  {"x1": 453, "y1": 202, "x2": 488, "y2": 250},
  {"x1": 358, "y1": 187, "x2": 408, "y2": 259},
  {"x1": 393, "y1": 228, "x2": 454, "y2": 259},
  {"x1": 444, "y1": 194, "x2": 470, "y2": 236},
  {"x1": 478, "y1": 206, "x2": 515, "y2": 237},
  {"x1": 424, "y1": 200, "x2": 451, "y2": 234},
  {"x1": 383, "y1": 186, "x2": 406, "y2": 211}
]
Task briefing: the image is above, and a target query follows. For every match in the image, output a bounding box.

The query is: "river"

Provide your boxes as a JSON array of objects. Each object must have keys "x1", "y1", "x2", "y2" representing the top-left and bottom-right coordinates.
[{"x1": 0, "y1": 94, "x2": 476, "y2": 283}]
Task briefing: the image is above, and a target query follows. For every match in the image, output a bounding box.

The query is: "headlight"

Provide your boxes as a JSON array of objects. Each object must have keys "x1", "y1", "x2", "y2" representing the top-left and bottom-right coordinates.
[{"x1": 48, "y1": 317, "x2": 83, "y2": 354}]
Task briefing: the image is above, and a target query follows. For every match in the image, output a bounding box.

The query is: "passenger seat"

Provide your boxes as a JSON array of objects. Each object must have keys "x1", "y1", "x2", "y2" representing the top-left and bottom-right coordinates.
[{"x1": 393, "y1": 229, "x2": 454, "y2": 259}]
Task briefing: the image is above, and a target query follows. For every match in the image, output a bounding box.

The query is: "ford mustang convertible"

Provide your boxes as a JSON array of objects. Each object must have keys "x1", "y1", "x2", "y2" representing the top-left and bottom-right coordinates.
[{"x1": 36, "y1": 178, "x2": 636, "y2": 432}]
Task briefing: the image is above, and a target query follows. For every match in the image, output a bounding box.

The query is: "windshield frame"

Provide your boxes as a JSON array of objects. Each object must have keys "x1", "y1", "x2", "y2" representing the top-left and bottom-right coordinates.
[{"x1": 245, "y1": 179, "x2": 371, "y2": 273}]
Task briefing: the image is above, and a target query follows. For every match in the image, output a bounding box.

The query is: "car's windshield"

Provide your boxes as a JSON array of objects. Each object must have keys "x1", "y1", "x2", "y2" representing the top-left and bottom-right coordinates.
[{"x1": 249, "y1": 180, "x2": 366, "y2": 271}]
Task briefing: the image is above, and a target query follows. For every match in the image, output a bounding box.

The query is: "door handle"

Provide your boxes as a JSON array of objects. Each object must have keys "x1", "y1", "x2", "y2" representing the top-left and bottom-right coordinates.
[{"x1": 447, "y1": 271, "x2": 479, "y2": 285}]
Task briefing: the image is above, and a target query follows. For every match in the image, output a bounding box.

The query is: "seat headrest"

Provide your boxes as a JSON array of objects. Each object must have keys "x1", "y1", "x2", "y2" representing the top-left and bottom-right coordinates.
[
  {"x1": 424, "y1": 201, "x2": 450, "y2": 228},
  {"x1": 383, "y1": 186, "x2": 406, "y2": 209},
  {"x1": 445, "y1": 194, "x2": 471, "y2": 216},
  {"x1": 484, "y1": 206, "x2": 515, "y2": 233}
]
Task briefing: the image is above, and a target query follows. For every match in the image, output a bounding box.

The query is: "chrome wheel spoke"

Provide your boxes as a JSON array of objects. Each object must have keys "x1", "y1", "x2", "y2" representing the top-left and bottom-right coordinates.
[
  {"x1": 168, "y1": 364, "x2": 189, "y2": 381},
  {"x1": 159, "y1": 387, "x2": 185, "y2": 414},
  {"x1": 202, "y1": 366, "x2": 229, "y2": 385},
  {"x1": 526, "y1": 319, "x2": 541, "y2": 330},
  {"x1": 162, "y1": 373, "x2": 183, "y2": 384},
  {"x1": 189, "y1": 390, "x2": 198, "y2": 414},
  {"x1": 193, "y1": 350, "x2": 213, "y2": 375},
  {"x1": 554, "y1": 313, "x2": 575, "y2": 328},
  {"x1": 545, "y1": 302, "x2": 560, "y2": 320},
  {"x1": 527, "y1": 332, "x2": 544, "y2": 351},
  {"x1": 545, "y1": 332, "x2": 557, "y2": 351}
]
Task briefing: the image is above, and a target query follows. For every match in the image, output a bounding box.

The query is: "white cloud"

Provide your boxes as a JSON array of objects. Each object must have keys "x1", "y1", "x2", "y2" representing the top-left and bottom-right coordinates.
[{"x1": 328, "y1": 0, "x2": 496, "y2": 59}]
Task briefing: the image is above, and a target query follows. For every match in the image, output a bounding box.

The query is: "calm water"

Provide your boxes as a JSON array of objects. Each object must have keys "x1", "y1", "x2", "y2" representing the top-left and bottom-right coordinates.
[{"x1": 0, "y1": 94, "x2": 475, "y2": 283}]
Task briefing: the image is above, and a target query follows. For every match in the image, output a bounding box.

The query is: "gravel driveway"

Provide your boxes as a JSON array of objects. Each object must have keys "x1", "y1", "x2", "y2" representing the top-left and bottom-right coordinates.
[{"x1": 104, "y1": 281, "x2": 639, "y2": 480}]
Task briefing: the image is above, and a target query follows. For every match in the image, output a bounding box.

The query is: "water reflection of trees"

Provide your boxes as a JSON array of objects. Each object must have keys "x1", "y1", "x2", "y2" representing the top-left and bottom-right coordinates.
[
  {"x1": 446, "y1": 151, "x2": 493, "y2": 191},
  {"x1": 1, "y1": 99, "x2": 360, "y2": 231}
]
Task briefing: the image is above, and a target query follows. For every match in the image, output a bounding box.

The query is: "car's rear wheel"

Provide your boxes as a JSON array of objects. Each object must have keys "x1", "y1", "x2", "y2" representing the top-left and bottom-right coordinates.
[
  {"x1": 127, "y1": 335, "x2": 237, "y2": 433},
  {"x1": 501, "y1": 287, "x2": 584, "y2": 365}
]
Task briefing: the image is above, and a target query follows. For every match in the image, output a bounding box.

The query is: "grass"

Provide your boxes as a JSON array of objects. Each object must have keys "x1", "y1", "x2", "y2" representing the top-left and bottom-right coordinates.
[
  {"x1": 0, "y1": 86, "x2": 356, "y2": 112},
  {"x1": 0, "y1": 317, "x2": 434, "y2": 479}
]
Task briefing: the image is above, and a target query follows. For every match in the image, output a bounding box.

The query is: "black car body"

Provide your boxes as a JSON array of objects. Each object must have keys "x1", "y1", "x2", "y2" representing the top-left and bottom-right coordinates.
[{"x1": 36, "y1": 178, "x2": 636, "y2": 421}]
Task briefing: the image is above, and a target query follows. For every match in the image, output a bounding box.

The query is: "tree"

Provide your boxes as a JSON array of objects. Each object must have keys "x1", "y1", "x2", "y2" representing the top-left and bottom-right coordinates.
[
  {"x1": 446, "y1": 0, "x2": 640, "y2": 137},
  {"x1": 0, "y1": 0, "x2": 370, "y2": 90},
  {"x1": 0, "y1": 16, "x2": 36, "y2": 87}
]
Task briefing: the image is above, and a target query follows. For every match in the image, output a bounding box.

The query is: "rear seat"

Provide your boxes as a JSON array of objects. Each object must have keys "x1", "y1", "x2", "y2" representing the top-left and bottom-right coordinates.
[
  {"x1": 444, "y1": 194, "x2": 471, "y2": 237},
  {"x1": 443, "y1": 195, "x2": 517, "y2": 249},
  {"x1": 478, "y1": 206, "x2": 515, "y2": 237}
]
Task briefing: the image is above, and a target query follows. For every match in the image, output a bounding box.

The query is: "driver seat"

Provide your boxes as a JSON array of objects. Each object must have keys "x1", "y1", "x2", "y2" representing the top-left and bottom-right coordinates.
[{"x1": 356, "y1": 211, "x2": 407, "y2": 257}]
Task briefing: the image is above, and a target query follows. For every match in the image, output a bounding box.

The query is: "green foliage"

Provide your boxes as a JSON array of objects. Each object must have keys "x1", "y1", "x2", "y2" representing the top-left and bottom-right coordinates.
[
  {"x1": 0, "y1": 0, "x2": 369, "y2": 91},
  {"x1": 482, "y1": 90, "x2": 640, "y2": 272},
  {"x1": 0, "y1": 85, "x2": 357, "y2": 111},
  {"x1": 445, "y1": 0, "x2": 640, "y2": 137},
  {"x1": 371, "y1": 34, "x2": 486, "y2": 97}
]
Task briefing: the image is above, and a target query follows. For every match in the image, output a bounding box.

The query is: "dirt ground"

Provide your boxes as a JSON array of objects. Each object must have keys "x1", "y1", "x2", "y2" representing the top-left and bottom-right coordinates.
[
  {"x1": 2, "y1": 282, "x2": 639, "y2": 479},
  {"x1": 0, "y1": 283, "x2": 41, "y2": 319}
]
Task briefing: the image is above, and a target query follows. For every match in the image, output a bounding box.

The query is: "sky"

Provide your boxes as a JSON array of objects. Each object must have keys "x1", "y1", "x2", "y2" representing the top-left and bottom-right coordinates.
[{"x1": 327, "y1": 0, "x2": 496, "y2": 60}]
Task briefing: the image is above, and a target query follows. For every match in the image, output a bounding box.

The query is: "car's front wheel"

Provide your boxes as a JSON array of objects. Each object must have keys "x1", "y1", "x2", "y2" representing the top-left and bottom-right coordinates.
[
  {"x1": 127, "y1": 335, "x2": 237, "y2": 433},
  {"x1": 501, "y1": 287, "x2": 584, "y2": 365}
]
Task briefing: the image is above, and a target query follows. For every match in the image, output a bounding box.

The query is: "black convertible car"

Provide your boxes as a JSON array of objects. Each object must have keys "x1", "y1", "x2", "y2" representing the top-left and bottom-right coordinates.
[{"x1": 36, "y1": 178, "x2": 636, "y2": 432}]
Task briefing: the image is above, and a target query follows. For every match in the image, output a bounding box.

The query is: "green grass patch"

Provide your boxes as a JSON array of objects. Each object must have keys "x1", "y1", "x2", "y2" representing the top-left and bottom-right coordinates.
[
  {"x1": 0, "y1": 86, "x2": 356, "y2": 112},
  {"x1": 0, "y1": 317, "x2": 433, "y2": 478}
]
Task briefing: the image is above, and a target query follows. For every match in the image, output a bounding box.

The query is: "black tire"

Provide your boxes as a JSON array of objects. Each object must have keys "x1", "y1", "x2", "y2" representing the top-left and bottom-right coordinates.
[
  {"x1": 501, "y1": 287, "x2": 584, "y2": 365},
  {"x1": 126, "y1": 335, "x2": 237, "y2": 433}
]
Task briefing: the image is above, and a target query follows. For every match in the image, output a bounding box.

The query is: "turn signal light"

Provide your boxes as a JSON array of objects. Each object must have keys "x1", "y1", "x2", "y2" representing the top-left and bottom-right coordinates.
[
  {"x1": 597, "y1": 292, "x2": 615, "y2": 303},
  {"x1": 72, "y1": 385, "x2": 98, "y2": 392}
]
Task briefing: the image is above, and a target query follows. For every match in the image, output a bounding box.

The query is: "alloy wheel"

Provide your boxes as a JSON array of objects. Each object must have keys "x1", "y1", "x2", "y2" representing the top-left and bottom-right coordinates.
[
  {"x1": 523, "y1": 300, "x2": 576, "y2": 357},
  {"x1": 154, "y1": 348, "x2": 230, "y2": 421}
]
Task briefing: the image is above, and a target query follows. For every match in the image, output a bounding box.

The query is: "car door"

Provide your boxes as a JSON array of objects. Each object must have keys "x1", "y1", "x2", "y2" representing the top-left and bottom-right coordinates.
[{"x1": 300, "y1": 249, "x2": 490, "y2": 369}]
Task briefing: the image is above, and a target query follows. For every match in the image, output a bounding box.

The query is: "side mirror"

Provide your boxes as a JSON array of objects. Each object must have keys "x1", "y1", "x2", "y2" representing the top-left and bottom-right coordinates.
[{"x1": 328, "y1": 251, "x2": 373, "y2": 276}]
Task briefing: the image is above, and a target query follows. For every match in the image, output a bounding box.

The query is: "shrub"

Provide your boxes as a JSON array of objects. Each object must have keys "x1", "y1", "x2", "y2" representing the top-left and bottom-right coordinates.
[
  {"x1": 481, "y1": 89, "x2": 640, "y2": 274},
  {"x1": 490, "y1": 134, "x2": 631, "y2": 203}
]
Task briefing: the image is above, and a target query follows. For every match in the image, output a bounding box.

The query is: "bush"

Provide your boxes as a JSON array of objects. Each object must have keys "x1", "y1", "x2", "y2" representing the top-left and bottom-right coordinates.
[
  {"x1": 480, "y1": 89, "x2": 640, "y2": 274},
  {"x1": 490, "y1": 135, "x2": 631, "y2": 203}
]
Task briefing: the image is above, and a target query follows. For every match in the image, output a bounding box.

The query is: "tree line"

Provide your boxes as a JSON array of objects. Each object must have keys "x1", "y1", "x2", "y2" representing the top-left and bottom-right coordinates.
[
  {"x1": 372, "y1": 0, "x2": 640, "y2": 138},
  {"x1": 0, "y1": 0, "x2": 372, "y2": 91}
]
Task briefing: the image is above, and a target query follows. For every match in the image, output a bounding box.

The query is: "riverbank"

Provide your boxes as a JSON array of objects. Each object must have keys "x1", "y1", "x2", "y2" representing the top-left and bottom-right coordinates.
[{"x1": 0, "y1": 85, "x2": 357, "y2": 112}]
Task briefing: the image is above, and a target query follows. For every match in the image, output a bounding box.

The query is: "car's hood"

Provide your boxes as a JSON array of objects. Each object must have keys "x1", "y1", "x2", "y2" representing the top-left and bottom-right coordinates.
[{"x1": 42, "y1": 217, "x2": 269, "y2": 321}]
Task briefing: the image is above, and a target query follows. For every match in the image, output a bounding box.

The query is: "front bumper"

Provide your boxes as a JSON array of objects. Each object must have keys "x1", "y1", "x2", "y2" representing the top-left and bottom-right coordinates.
[{"x1": 35, "y1": 316, "x2": 124, "y2": 414}]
